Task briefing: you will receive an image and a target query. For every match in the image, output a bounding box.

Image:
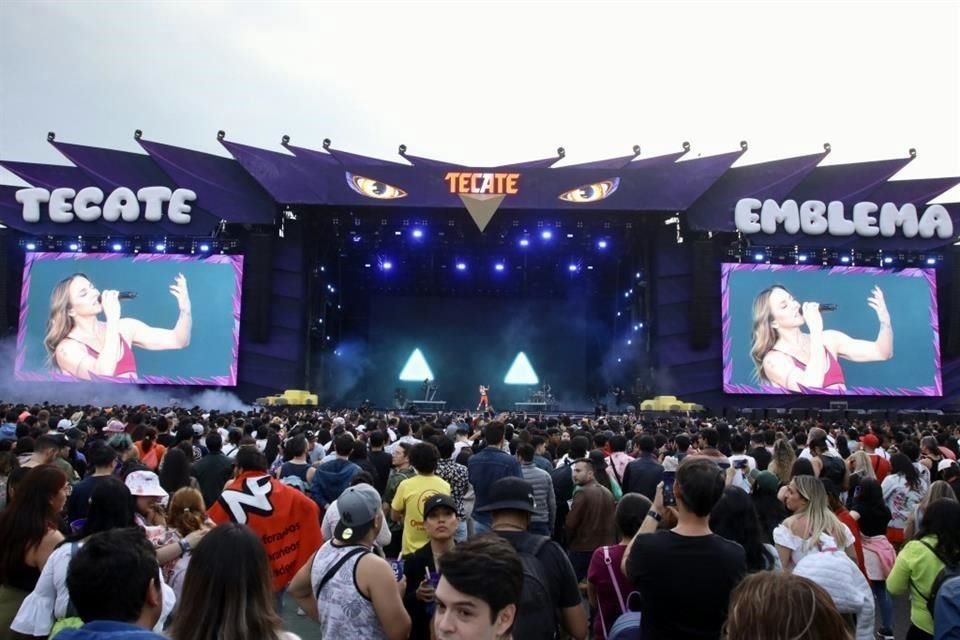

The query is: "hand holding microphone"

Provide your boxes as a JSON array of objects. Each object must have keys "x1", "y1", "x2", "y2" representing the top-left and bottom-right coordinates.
[
  {"x1": 99, "y1": 290, "x2": 123, "y2": 324},
  {"x1": 801, "y1": 302, "x2": 825, "y2": 334}
]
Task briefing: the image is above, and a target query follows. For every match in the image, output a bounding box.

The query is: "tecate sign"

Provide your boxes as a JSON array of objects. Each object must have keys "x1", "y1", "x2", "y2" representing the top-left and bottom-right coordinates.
[
  {"x1": 734, "y1": 198, "x2": 953, "y2": 239},
  {"x1": 16, "y1": 187, "x2": 197, "y2": 224}
]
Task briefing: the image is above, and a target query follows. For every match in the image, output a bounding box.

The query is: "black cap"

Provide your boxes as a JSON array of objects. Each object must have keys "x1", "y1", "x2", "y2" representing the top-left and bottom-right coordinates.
[
  {"x1": 424, "y1": 494, "x2": 458, "y2": 518},
  {"x1": 475, "y1": 477, "x2": 536, "y2": 514}
]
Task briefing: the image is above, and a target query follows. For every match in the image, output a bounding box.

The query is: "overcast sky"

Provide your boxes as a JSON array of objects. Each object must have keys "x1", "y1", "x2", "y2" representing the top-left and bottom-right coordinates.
[{"x1": 1, "y1": 1, "x2": 958, "y2": 200}]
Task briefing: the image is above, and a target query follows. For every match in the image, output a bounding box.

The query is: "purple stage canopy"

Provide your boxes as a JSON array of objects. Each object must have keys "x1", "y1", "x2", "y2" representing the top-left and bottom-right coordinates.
[{"x1": 1, "y1": 134, "x2": 958, "y2": 249}]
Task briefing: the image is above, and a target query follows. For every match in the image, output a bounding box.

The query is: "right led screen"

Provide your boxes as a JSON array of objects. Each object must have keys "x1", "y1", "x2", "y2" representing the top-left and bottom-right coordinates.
[{"x1": 721, "y1": 263, "x2": 941, "y2": 396}]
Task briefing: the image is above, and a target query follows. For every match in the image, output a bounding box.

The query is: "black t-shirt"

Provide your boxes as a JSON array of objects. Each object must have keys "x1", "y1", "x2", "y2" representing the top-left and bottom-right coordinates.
[
  {"x1": 626, "y1": 530, "x2": 747, "y2": 640},
  {"x1": 368, "y1": 450, "x2": 393, "y2": 495},
  {"x1": 495, "y1": 530, "x2": 582, "y2": 610},
  {"x1": 748, "y1": 446, "x2": 772, "y2": 471},
  {"x1": 66, "y1": 474, "x2": 114, "y2": 523}
]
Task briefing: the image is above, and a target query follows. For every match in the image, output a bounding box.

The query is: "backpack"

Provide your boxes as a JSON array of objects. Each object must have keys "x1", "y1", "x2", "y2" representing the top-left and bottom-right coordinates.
[
  {"x1": 916, "y1": 540, "x2": 960, "y2": 618},
  {"x1": 509, "y1": 534, "x2": 559, "y2": 640},
  {"x1": 596, "y1": 545, "x2": 642, "y2": 640}
]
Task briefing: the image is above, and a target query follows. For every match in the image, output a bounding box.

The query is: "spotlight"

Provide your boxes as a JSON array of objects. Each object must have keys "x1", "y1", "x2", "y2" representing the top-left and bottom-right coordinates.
[
  {"x1": 352, "y1": 235, "x2": 362, "y2": 243},
  {"x1": 199, "y1": 243, "x2": 210, "y2": 252},
  {"x1": 411, "y1": 228, "x2": 423, "y2": 239},
  {"x1": 519, "y1": 238, "x2": 530, "y2": 247},
  {"x1": 364, "y1": 263, "x2": 372, "y2": 268},
  {"x1": 69, "y1": 243, "x2": 79, "y2": 251},
  {"x1": 566, "y1": 233, "x2": 574, "y2": 239},
  {"x1": 884, "y1": 257, "x2": 894, "y2": 265},
  {"x1": 926, "y1": 257, "x2": 937, "y2": 266},
  {"x1": 797, "y1": 254, "x2": 808, "y2": 262},
  {"x1": 494, "y1": 262, "x2": 505, "y2": 272},
  {"x1": 112, "y1": 243, "x2": 123, "y2": 252},
  {"x1": 840, "y1": 256, "x2": 850, "y2": 264},
  {"x1": 25, "y1": 242, "x2": 37, "y2": 251},
  {"x1": 753, "y1": 253, "x2": 765, "y2": 262},
  {"x1": 617, "y1": 357, "x2": 623, "y2": 363},
  {"x1": 394, "y1": 231, "x2": 402, "y2": 236},
  {"x1": 639, "y1": 322, "x2": 644, "y2": 328},
  {"x1": 586, "y1": 265, "x2": 594, "y2": 270},
  {"x1": 597, "y1": 240, "x2": 608, "y2": 249},
  {"x1": 541, "y1": 230, "x2": 553, "y2": 240},
  {"x1": 567, "y1": 264, "x2": 579, "y2": 273},
  {"x1": 633, "y1": 324, "x2": 640, "y2": 331},
  {"x1": 456, "y1": 262, "x2": 467, "y2": 271},
  {"x1": 155, "y1": 243, "x2": 166, "y2": 252},
  {"x1": 382, "y1": 261, "x2": 393, "y2": 271},
  {"x1": 627, "y1": 339, "x2": 632, "y2": 345}
]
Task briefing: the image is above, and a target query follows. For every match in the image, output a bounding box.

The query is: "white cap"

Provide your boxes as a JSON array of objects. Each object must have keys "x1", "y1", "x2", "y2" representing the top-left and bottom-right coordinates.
[
  {"x1": 57, "y1": 418, "x2": 73, "y2": 431},
  {"x1": 938, "y1": 459, "x2": 957, "y2": 473},
  {"x1": 125, "y1": 470, "x2": 168, "y2": 498},
  {"x1": 192, "y1": 423, "x2": 204, "y2": 436}
]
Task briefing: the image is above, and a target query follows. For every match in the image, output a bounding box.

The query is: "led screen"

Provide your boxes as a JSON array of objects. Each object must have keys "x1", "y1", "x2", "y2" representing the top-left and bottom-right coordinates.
[
  {"x1": 16, "y1": 252, "x2": 242, "y2": 385},
  {"x1": 721, "y1": 263, "x2": 940, "y2": 396}
]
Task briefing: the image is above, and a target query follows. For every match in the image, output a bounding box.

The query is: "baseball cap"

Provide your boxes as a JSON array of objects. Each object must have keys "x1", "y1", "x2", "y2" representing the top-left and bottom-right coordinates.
[
  {"x1": 104, "y1": 419, "x2": 126, "y2": 433},
  {"x1": 125, "y1": 470, "x2": 168, "y2": 498},
  {"x1": 424, "y1": 494, "x2": 458, "y2": 518},
  {"x1": 192, "y1": 424, "x2": 204, "y2": 436},
  {"x1": 750, "y1": 470, "x2": 780, "y2": 495},
  {"x1": 56, "y1": 418, "x2": 72, "y2": 431},
  {"x1": 475, "y1": 477, "x2": 537, "y2": 514},
  {"x1": 938, "y1": 459, "x2": 958, "y2": 473},
  {"x1": 861, "y1": 434, "x2": 880, "y2": 449},
  {"x1": 334, "y1": 485, "x2": 381, "y2": 542},
  {"x1": 18, "y1": 410, "x2": 31, "y2": 423}
]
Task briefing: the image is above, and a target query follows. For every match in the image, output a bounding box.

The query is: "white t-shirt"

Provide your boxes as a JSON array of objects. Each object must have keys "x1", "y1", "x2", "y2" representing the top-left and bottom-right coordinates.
[
  {"x1": 773, "y1": 522, "x2": 854, "y2": 569},
  {"x1": 728, "y1": 454, "x2": 757, "y2": 494}
]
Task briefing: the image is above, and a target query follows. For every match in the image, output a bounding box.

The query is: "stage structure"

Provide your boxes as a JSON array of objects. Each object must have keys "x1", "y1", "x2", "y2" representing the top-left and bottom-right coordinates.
[{"x1": 1, "y1": 133, "x2": 959, "y2": 412}]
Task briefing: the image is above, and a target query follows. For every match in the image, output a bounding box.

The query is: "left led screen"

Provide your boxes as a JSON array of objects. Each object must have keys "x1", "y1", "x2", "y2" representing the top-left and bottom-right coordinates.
[{"x1": 16, "y1": 252, "x2": 243, "y2": 385}]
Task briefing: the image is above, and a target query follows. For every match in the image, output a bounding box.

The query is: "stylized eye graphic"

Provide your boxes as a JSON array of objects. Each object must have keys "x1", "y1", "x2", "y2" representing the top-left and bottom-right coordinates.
[
  {"x1": 558, "y1": 178, "x2": 620, "y2": 203},
  {"x1": 346, "y1": 173, "x2": 407, "y2": 200}
]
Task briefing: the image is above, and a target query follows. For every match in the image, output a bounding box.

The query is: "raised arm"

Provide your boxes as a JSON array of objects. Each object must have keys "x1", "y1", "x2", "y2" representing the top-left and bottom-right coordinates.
[
  {"x1": 826, "y1": 285, "x2": 893, "y2": 362},
  {"x1": 124, "y1": 274, "x2": 192, "y2": 351}
]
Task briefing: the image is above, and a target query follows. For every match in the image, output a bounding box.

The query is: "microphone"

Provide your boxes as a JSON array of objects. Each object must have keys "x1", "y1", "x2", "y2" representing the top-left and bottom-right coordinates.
[
  {"x1": 800, "y1": 303, "x2": 837, "y2": 314},
  {"x1": 98, "y1": 291, "x2": 138, "y2": 302}
]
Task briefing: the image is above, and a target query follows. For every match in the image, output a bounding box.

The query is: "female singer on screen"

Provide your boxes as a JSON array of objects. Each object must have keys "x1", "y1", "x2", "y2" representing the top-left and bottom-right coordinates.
[
  {"x1": 750, "y1": 284, "x2": 893, "y2": 392},
  {"x1": 43, "y1": 273, "x2": 192, "y2": 380}
]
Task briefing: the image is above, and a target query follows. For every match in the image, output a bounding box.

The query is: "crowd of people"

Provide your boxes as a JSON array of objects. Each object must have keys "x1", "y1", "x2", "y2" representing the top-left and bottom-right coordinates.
[{"x1": 1, "y1": 403, "x2": 960, "y2": 639}]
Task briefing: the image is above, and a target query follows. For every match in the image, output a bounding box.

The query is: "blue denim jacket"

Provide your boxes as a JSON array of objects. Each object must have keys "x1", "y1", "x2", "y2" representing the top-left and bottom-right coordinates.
[
  {"x1": 935, "y1": 577, "x2": 960, "y2": 640},
  {"x1": 468, "y1": 445, "x2": 522, "y2": 525}
]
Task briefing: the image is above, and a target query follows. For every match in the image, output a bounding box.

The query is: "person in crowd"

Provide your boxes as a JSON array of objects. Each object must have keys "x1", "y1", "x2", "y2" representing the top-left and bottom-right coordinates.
[
  {"x1": 622, "y1": 457, "x2": 747, "y2": 640},
  {"x1": 550, "y1": 436, "x2": 586, "y2": 544},
  {"x1": 480, "y1": 477, "x2": 587, "y2": 640},
  {"x1": 605, "y1": 435, "x2": 633, "y2": 485},
  {"x1": 620, "y1": 435, "x2": 662, "y2": 501},
  {"x1": 861, "y1": 433, "x2": 892, "y2": 481},
  {"x1": 0, "y1": 450, "x2": 17, "y2": 512},
  {"x1": 391, "y1": 443, "x2": 451, "y2": 557},
  {"x1": 66, "y1": 440, "x2": 117, "y2": 523},
  {"x1": 54, "y1": 528, "x2": 167, "y2": 640},
  {"x1": 849, "y1": 477, "x2": 896, "y2": 640},
  {"x1": 157, "y1": 447, "x2": 196, "y2": 495},
  {"x1": 750, "y1": 469, "x2": 789, "y2": 540},
  {"x1": 21, "y1": 434, "x2": 68, "y2": 471},
  {"x1": 727, "y1": 434, "x2": 757, "y2": 494},
  {"x1": 0, "y1": 465, "x2": 67, "y2": 638},
  {"x1": 349, "y1": 440, "x2": 381, "y2": 485},
  {"x1": 587, "y1": 493, "x2": 650, "y2": 640},
  {"x1": 883, "y1": 452, "x2": 925, "y2": 547},
  {"x1": 920, "y1": 436, "x2": 947, "y2": 483},
  {"x1": 12, "y1": 477, "x2": 178, "y2": 636},
  {"x1": 168, "y1": 523, "x2": 300, "y2": 640},
  {"x1": 222, "y1": 428, "x2": 242, "y2": 458},
  {"x1": 566, "y1": 457, "x2": 617, "y2": 581},
  {"x1": 941, "y1": 460, "x2": 960, "y2": 498},
  {"x1": 163, "y1": 487, "x2": 209, "y2": 600},
  {"x1": 431, "y1": 435, "x2": 470, "y2": 542},
  {"x1": 774, "y1": 475, "x2": 855, "y2": 571},
  {"x1": 367, "y1": 431, "x2": 394, "y2": 496},
  {"x1": 905, "y1": 480, "x2": 957, "y2": 540},
  {"x1": 189, "y1": 432, "x2": 234, "y2": 508},
  {"x1": 709, "y1": 486, "x2": 779, "y2": 572},
  {"x1": 888, "y1": 499, "x2": 960, "y2": 640},
  {"x1": 277, "y1": 435, "x2": 313, "y2": 488},
  {"x1": 768, "y1": 437, "x2": 797, "y2": 485},
  {"x1": 747, "y1": 430, "x2": 772, "y2": 470},
  {"x1": 723, "y1": 571, "x2": 854, "y2": 640},
  {"x1": 321, "y1": 472, "x2": 392, "y2": 550},
  {"x1": 207, "y1": 447, "x2": 322, "y2": 599},
  {"x1": 133, "y1": 427, "x2": 166, "y2": 472},
  {"x1": 310, "y1": 434, "x2": 361, "y2": 510},
  {"x1": 289, "y1": 485, "x2": 411, "y2": 640},
  {"x1": 846, "y1": 449, "x2": 877, "y2": 508},
  {"x1": 823, "y1": 478, "x2": 866, "y2": 575},
  {"x1": 386, "y1": 421, "x2": 421, "y2": 454},
  {"x1": 516, "y1": 442, "x2": 555, "y2": 537},
  {"x1": 383, "y1": 441, "x2": 415, "y2": 557},
  {"x1": 587, "y1": 449, "x2": 623, "y2": 500},
  {"x1": 402, "y1": 494, "x2": 459, "y2": 640},
  {"x1": 810, "y1": 435, "x2": 848, "y2": 488},
  {"x1": 434, "y1": 535, "x2": 524, "y2": 640},
  {"x1": 468, "y1": 422, "x2": 523, "y2": 535},
  {"x1": 45, "y1": 272, "x2": 192, "y2": 381},
  {"x1": 903, "y1": 440, "x2": 933, "y2": 489}
]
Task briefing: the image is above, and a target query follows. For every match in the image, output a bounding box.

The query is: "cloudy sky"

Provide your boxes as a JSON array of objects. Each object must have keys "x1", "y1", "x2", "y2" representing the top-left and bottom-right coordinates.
[{"x1": 1, "y1": 1, "x2": 958, "y2": 200}]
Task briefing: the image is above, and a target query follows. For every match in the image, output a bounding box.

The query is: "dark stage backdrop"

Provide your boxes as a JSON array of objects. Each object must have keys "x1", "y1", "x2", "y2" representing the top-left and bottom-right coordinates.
[{"x1": 354, "y1": 294, "x2": 596, "y2": 409}]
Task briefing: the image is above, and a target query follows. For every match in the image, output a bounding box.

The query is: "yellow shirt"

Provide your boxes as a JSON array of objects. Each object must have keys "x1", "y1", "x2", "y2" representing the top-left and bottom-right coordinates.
[
  {"x1": 887, "y1": 535, "x2": 944, "y2": 634},
  {"x1": 390, "y1": 473, "x2": 450, "y2": 557}
]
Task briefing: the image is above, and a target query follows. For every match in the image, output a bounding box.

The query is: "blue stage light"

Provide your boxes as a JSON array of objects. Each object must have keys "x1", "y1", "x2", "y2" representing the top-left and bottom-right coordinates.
[
  {"x1": 411, "y1": 228, "x2": 423, "y2": 239},
  {"x1": 541, "y1": 230, "x2": 552, "y2": 240},
  {"x1": 112, "y1": 243, "x2": 123, "y2": 252},
  {"x1": 69, "y1": 243, "x2": 79, "y2": 251},
  {"x1": 456, "y1": 262, "x2": 467, "y2": 271},
  {"x1": 352, "y1": 235, "x2": 362, "y2": 243},
  {"x1": 568, "y1": 264, "x2": 579, "y2": 272},
  {"x1": 155, "y1": 243, "x2": 166, "y2": 252},
  {"x1": 798, "y1": 254, "x2": 808, "y2": 262},
  {"x1": 519, "y1": 238, "x2": 530, "y2": 247},
  {"x1": 199, "y1": 243, "x2": 210, "y2": 252},
  {"x1": 597, "y1": 240, "x2": 608, "y2": 249},
  {"x1": 627, "y1": 339, "x2": 632, "y2": 345},
  {"x1": 927, "y1": 257, "x2": 937, "y2": 265},
  {"x1": 884, "y1": 257, "x2": 894, "y2": 265},
  {"x1": 25, "y1": 242, "x2": 37, "y2": 251},
  {"x1": 382, "y1": 261, "x2": 393, "y2": 271},
  {"x1": 494, "y1": 262, "x2": 505, "y2": 272},
  {"x1": 754, "y1": 253, "x2": 765, "y2": 262},
  {"x1": 840, "y1": 256, "x2": 850, "y2": 264}
]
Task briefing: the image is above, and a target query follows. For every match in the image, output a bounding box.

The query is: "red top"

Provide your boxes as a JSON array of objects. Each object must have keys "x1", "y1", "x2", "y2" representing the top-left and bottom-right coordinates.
[
  {"x1": 83, "y1": 336, "x2": 138, "y2": 378},
  {"x1": 774, "y1": 347, "x2": 846, "y2": 390},
  {"x1": 836, "y1": 507, "x2": 867, "y2": 577}
]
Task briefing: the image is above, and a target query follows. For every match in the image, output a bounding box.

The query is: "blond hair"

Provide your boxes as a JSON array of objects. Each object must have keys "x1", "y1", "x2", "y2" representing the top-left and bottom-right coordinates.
[
  {"x1": 848, "y1": 450, "x2": 876, "y2": 480},
  {"x1": 167, "y1": 488, "x2": 206, "y2": 537},
  {"x1": 791, "y1": 475, "x2": 849, "y2": 550},
  {"x1": 44, "y1": 273, "x2": 86, "y2": 368},
  {"x1": 770, "y1": 438, "x2": 797, "y2": 485}
]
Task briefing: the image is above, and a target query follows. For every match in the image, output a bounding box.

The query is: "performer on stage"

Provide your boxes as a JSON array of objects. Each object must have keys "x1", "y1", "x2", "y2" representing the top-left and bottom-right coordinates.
[
  {"x1": 750, "y1": 284, "x2": 893, "y2": 392},
  {"x1": 477, "y1": 384, "x2": 491, "y2": 411},
  {"x1": 44, "y1": 273, "x2": 192, "y2": 380}
]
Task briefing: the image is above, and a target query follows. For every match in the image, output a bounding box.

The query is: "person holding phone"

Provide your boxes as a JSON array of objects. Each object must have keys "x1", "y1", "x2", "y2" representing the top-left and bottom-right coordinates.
[{"x1": 402, "y1": 494, "x2": 458, "y2": 640}]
